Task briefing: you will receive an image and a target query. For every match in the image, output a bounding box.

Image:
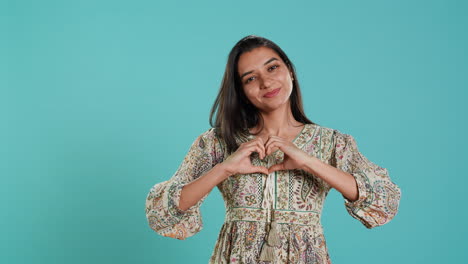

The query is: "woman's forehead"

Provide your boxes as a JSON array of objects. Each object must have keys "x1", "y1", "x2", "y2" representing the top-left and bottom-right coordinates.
[{"x1": 237, "y1": 47, "x2": 282, "y2": 74}]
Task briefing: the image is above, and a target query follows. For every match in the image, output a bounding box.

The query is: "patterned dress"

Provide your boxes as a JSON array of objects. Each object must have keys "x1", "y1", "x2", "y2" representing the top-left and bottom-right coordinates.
[{"x1": 145, "y1": 123, "x2": 401, "y2": 263}]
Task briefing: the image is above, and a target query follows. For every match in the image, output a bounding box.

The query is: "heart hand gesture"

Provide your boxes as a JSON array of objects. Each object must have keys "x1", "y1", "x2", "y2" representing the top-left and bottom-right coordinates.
[
  {"x1": 221, "y1": 137, "x2": 270, "y2": 178},
  {"x1": 264, "y1": 135, "x2": 311, "y2": 174},
  {"x1": 221, "y1": 135, "x2": 311, "y2": 178}
]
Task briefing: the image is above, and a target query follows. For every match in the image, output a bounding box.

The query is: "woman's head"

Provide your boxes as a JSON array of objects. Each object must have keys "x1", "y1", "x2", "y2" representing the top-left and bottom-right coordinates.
[
  {"x1": 238, "y1": 46, "x2": 294, "y2": 114},
  {"x1": 209, "y1": 35, "x2": 316, "y2": 154}
]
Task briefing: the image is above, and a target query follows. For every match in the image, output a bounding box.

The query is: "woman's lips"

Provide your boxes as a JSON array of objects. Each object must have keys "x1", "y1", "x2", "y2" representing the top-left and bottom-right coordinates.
[{"x1": 264, "y1": 88, "x2": 281, "y2": 98}]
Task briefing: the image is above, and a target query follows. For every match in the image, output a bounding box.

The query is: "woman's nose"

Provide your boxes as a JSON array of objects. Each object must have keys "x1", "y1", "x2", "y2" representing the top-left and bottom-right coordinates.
[{"x1": 259, "y1": 76, "x2": 273, "y2": 89}]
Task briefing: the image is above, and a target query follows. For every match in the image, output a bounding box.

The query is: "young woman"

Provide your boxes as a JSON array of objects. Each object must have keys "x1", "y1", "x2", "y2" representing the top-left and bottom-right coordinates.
[{"x1": 145, "y1": 35, "x2": 401, "y2": 264}]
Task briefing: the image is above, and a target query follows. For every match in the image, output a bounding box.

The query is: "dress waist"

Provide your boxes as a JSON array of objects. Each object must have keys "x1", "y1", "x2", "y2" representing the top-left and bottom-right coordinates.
[{"x1": 225, "y1": 207, "x2": 321, "y2": 226}]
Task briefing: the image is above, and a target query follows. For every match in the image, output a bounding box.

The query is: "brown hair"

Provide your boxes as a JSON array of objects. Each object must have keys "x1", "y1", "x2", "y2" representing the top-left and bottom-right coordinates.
[{"x1": 209, "y1": 35, "x2": 317, "y2": 154}]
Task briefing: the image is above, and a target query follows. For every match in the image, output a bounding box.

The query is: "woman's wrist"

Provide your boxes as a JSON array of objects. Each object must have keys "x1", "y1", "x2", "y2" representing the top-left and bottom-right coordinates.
[
  {"x1": 216, "y1": 162, "x2": 234, "y2": 180},
  {"x1": 300, "y1": 155, "x2": 319, "y2": 175}
]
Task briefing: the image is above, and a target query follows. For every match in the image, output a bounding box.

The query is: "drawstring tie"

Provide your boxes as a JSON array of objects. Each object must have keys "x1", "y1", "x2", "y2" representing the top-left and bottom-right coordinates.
[{"x1": 259, "y1": 154, "x2": 280, "y2": 262}]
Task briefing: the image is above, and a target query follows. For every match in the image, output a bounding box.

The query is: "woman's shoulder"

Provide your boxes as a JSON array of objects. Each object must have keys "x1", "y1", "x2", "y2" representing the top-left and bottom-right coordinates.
[
  {"x1": 192, "y1": 127, "x2": 218, "y2": 145},
  {"x1": 196, "y1": 127, "x2": 225, "y2": 150},
  {"x1": 305, "y1": 123, "x2": 337, "y2": 138},
  {"x1": 311, "y1": 123, "x2": 351, "y2": 137},
  {"x1": 197, "y1": 127, "x2": 225, "y2": 162},
  {"x1": 306, "y1": 123, "x2": 356, "y2": 147},
  {"x1": 319, "y1": 125, "x2": 359, "y2": 150},
  {"x1": 199, "y1": 127, "x2": 216, "y2": 137}
]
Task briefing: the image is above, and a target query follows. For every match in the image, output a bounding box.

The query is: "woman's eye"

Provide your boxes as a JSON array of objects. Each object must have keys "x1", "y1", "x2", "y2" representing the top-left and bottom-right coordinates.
[
  {"x1": 244, "y1": 65, "x2": 279, "y2": 84},
  {"x1": 245, "y1": 76, "x2": 255, "y2": 84},
  {"x1": 269, "y1": 65, "x2": 279, "y2": 71}
]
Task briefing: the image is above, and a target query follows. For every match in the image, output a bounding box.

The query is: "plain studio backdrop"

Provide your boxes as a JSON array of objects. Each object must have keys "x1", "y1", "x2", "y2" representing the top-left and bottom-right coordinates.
[{"x1": 3, "y1": 0, "x2": 467, "y2": 263}]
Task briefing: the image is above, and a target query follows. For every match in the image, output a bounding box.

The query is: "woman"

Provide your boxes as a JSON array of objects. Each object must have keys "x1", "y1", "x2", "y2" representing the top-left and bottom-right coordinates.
[{"x1": 145, "y1": 35, "x2": 401, "y2": 263}]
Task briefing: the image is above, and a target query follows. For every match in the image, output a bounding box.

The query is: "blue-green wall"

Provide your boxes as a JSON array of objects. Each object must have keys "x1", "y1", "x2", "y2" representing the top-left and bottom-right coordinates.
[{"x1": 3, "y1": 0, "x2": 467, "y2": 263}]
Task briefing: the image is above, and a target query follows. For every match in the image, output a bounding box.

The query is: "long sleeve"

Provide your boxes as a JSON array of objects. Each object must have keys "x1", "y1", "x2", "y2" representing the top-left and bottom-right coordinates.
[
  {"x1": 145, "y1": 128, "x2": 222, "y2": 240},
  {"x1": 331, "y1": 130, "x2": 401, "y2": 229}
]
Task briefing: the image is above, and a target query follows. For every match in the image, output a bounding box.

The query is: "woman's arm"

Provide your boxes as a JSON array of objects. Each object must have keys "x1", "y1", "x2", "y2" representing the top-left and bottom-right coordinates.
[
  {"x1": 321, "y1": 130, "x2": 401, "y2": 228},
  {"x1": 145, "y1": 128, "x2": 224, "y2": 240},
  {"x1": 301, "y1": 157, "x2": 359, "y2": 202},
  {"x1": 178, "y1": 163, "x2": 231, "y2": 211},
  {"x1": 179, "y1": 136, "x2": 272, "y2": 211}
]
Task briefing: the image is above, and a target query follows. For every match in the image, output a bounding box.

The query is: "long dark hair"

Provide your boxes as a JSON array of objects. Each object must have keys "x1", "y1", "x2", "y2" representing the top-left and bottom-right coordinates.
[{"x1": 209, "y1": 35, "x2": 317, "y2": 154}]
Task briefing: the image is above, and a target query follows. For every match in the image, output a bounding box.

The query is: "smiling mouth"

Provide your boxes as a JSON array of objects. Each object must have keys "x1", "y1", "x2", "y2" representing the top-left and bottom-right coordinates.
[{"x1": 264, "y1": 88, "x2": 281, "y2": 98}]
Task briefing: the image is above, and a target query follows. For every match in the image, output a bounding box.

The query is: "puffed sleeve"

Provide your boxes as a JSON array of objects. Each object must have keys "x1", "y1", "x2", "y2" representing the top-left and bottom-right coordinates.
[
  {"x1": 332, "y1": 130, "x2": 401, "y2": 229},
  {"x1": 145, "y1": 128, "x2": 222, "y2": 240}
]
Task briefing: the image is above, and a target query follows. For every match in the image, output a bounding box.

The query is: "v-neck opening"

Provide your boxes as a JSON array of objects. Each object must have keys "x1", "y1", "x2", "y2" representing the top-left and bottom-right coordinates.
[
  {"x1": 291, "y1": 123, "x2": 308, "y2": 145},
  {"x1": 247, "y1": 123, "x2": 308, "y2": 145}
]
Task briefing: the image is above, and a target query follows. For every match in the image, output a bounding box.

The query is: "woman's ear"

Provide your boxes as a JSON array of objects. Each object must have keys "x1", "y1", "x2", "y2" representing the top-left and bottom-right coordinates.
[{"x1": 288, "y1": 66, "x2": 294, "y2": 80}]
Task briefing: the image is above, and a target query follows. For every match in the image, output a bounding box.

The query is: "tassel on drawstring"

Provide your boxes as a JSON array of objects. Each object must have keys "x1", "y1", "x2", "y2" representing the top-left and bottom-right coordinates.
[
  {"x1": 259, "y1": 241, "x2": 275, "y2": 261},
  {"x1": 267, "y1": 220, "x2": 280, "y2": 245},
  {"x1": 258, "y1": 155, "x2": 280, "y2": 262},
  {"x1": 259, "y1": 208, "x2": 280, "y2": 261},
  {"x1": 259, "y1": 219, "x2": 280, "y2": 262}
]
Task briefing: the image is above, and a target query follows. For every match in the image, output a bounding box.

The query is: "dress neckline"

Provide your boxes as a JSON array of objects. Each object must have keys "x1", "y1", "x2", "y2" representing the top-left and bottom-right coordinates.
[{"x1": 246, "y1": 123, "x2": 309, "y2": 146}]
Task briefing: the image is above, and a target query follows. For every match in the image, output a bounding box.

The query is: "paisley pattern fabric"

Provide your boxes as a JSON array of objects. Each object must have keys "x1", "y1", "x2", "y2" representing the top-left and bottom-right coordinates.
[{"x1": 145, "y1": 123, "x2": 401, "y2": 263}]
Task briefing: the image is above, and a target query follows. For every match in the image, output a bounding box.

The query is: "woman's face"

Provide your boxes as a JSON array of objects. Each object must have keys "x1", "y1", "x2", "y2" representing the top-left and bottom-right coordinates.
[{"x1": 237, "y1": 46, "x2": 294, "y2": 112}]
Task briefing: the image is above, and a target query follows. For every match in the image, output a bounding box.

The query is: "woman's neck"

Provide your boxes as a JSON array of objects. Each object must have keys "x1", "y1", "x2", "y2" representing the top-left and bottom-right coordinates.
[{"x1": 249, "y1": 101, "x2": 302, "y2": 136}]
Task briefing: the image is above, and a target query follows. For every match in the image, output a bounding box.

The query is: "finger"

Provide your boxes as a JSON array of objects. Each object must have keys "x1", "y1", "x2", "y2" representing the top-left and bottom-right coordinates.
[
  {"x1": 254, "y1": 139, "x2": 266, "y2": 159},
  {"x1": 265, "y1": 140, "x2": 282, "y2": 156},
  {"x1": 244, "y1": 144, "x2": 266, "y2": 160},
  {"x1": 264, "y1": 135, "x2": 283, "y2": 145},
  {"x1": 264, "y1": 136, "x2": 276, "y2": 155},
  {"x1": 244, "y1": 137, "x2": 265, "y2": 159},
  {"x1": 256, "y1": 136, "x2": 264, "y2": 145},
  {"x1": 252, "y1": 165, "x2": 269, "y2": 175},
  {"x1": 243, "y1": 139, "x2": 266, "y2": 159},
  {"x1": 265, "y1": 136, "x2": 284, "y2": 153},
  {"x1": 264, "y1": 135, "x2": 276, "y2": 149},
  {"x1": 268, "y1": 163, "x2": 285, "y2": 173}
]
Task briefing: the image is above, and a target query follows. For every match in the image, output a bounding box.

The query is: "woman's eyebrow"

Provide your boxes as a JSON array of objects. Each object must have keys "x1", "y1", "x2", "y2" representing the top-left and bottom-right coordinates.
[{"x1": 240, "y1": 57, "x2": 278, "y2": 79}]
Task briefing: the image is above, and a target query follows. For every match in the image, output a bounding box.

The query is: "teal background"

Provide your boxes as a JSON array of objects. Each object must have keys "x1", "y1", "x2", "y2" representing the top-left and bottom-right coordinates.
[{"x1": 3, "y1": 0, "x2": 467, "y2": 263}]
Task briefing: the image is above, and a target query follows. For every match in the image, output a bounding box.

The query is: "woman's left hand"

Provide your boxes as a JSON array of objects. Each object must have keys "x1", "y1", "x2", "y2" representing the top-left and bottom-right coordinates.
[{"x1": 264, "y1": 135, "x2": 312, "y2": 173}]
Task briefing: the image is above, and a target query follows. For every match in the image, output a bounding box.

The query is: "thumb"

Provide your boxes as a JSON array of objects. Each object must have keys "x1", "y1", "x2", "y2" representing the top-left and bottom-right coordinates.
[
  {"x1": 268, "y1": 163, "x2": 285, "y2": 174},
  {"x1": 253, "y1": 166, "x2": 269, "y2": 175}
]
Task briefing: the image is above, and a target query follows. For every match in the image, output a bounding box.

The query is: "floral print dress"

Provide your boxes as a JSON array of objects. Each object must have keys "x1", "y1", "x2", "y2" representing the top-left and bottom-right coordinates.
[{"x1": 145, "y1": 123, "x2": 401, "y2": 263}]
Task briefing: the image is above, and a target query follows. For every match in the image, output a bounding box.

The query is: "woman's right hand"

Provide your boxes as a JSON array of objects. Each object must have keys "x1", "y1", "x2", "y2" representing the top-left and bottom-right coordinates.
[{"x1": 221, "y1": 137, "x2": 270, "y2": 178}]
